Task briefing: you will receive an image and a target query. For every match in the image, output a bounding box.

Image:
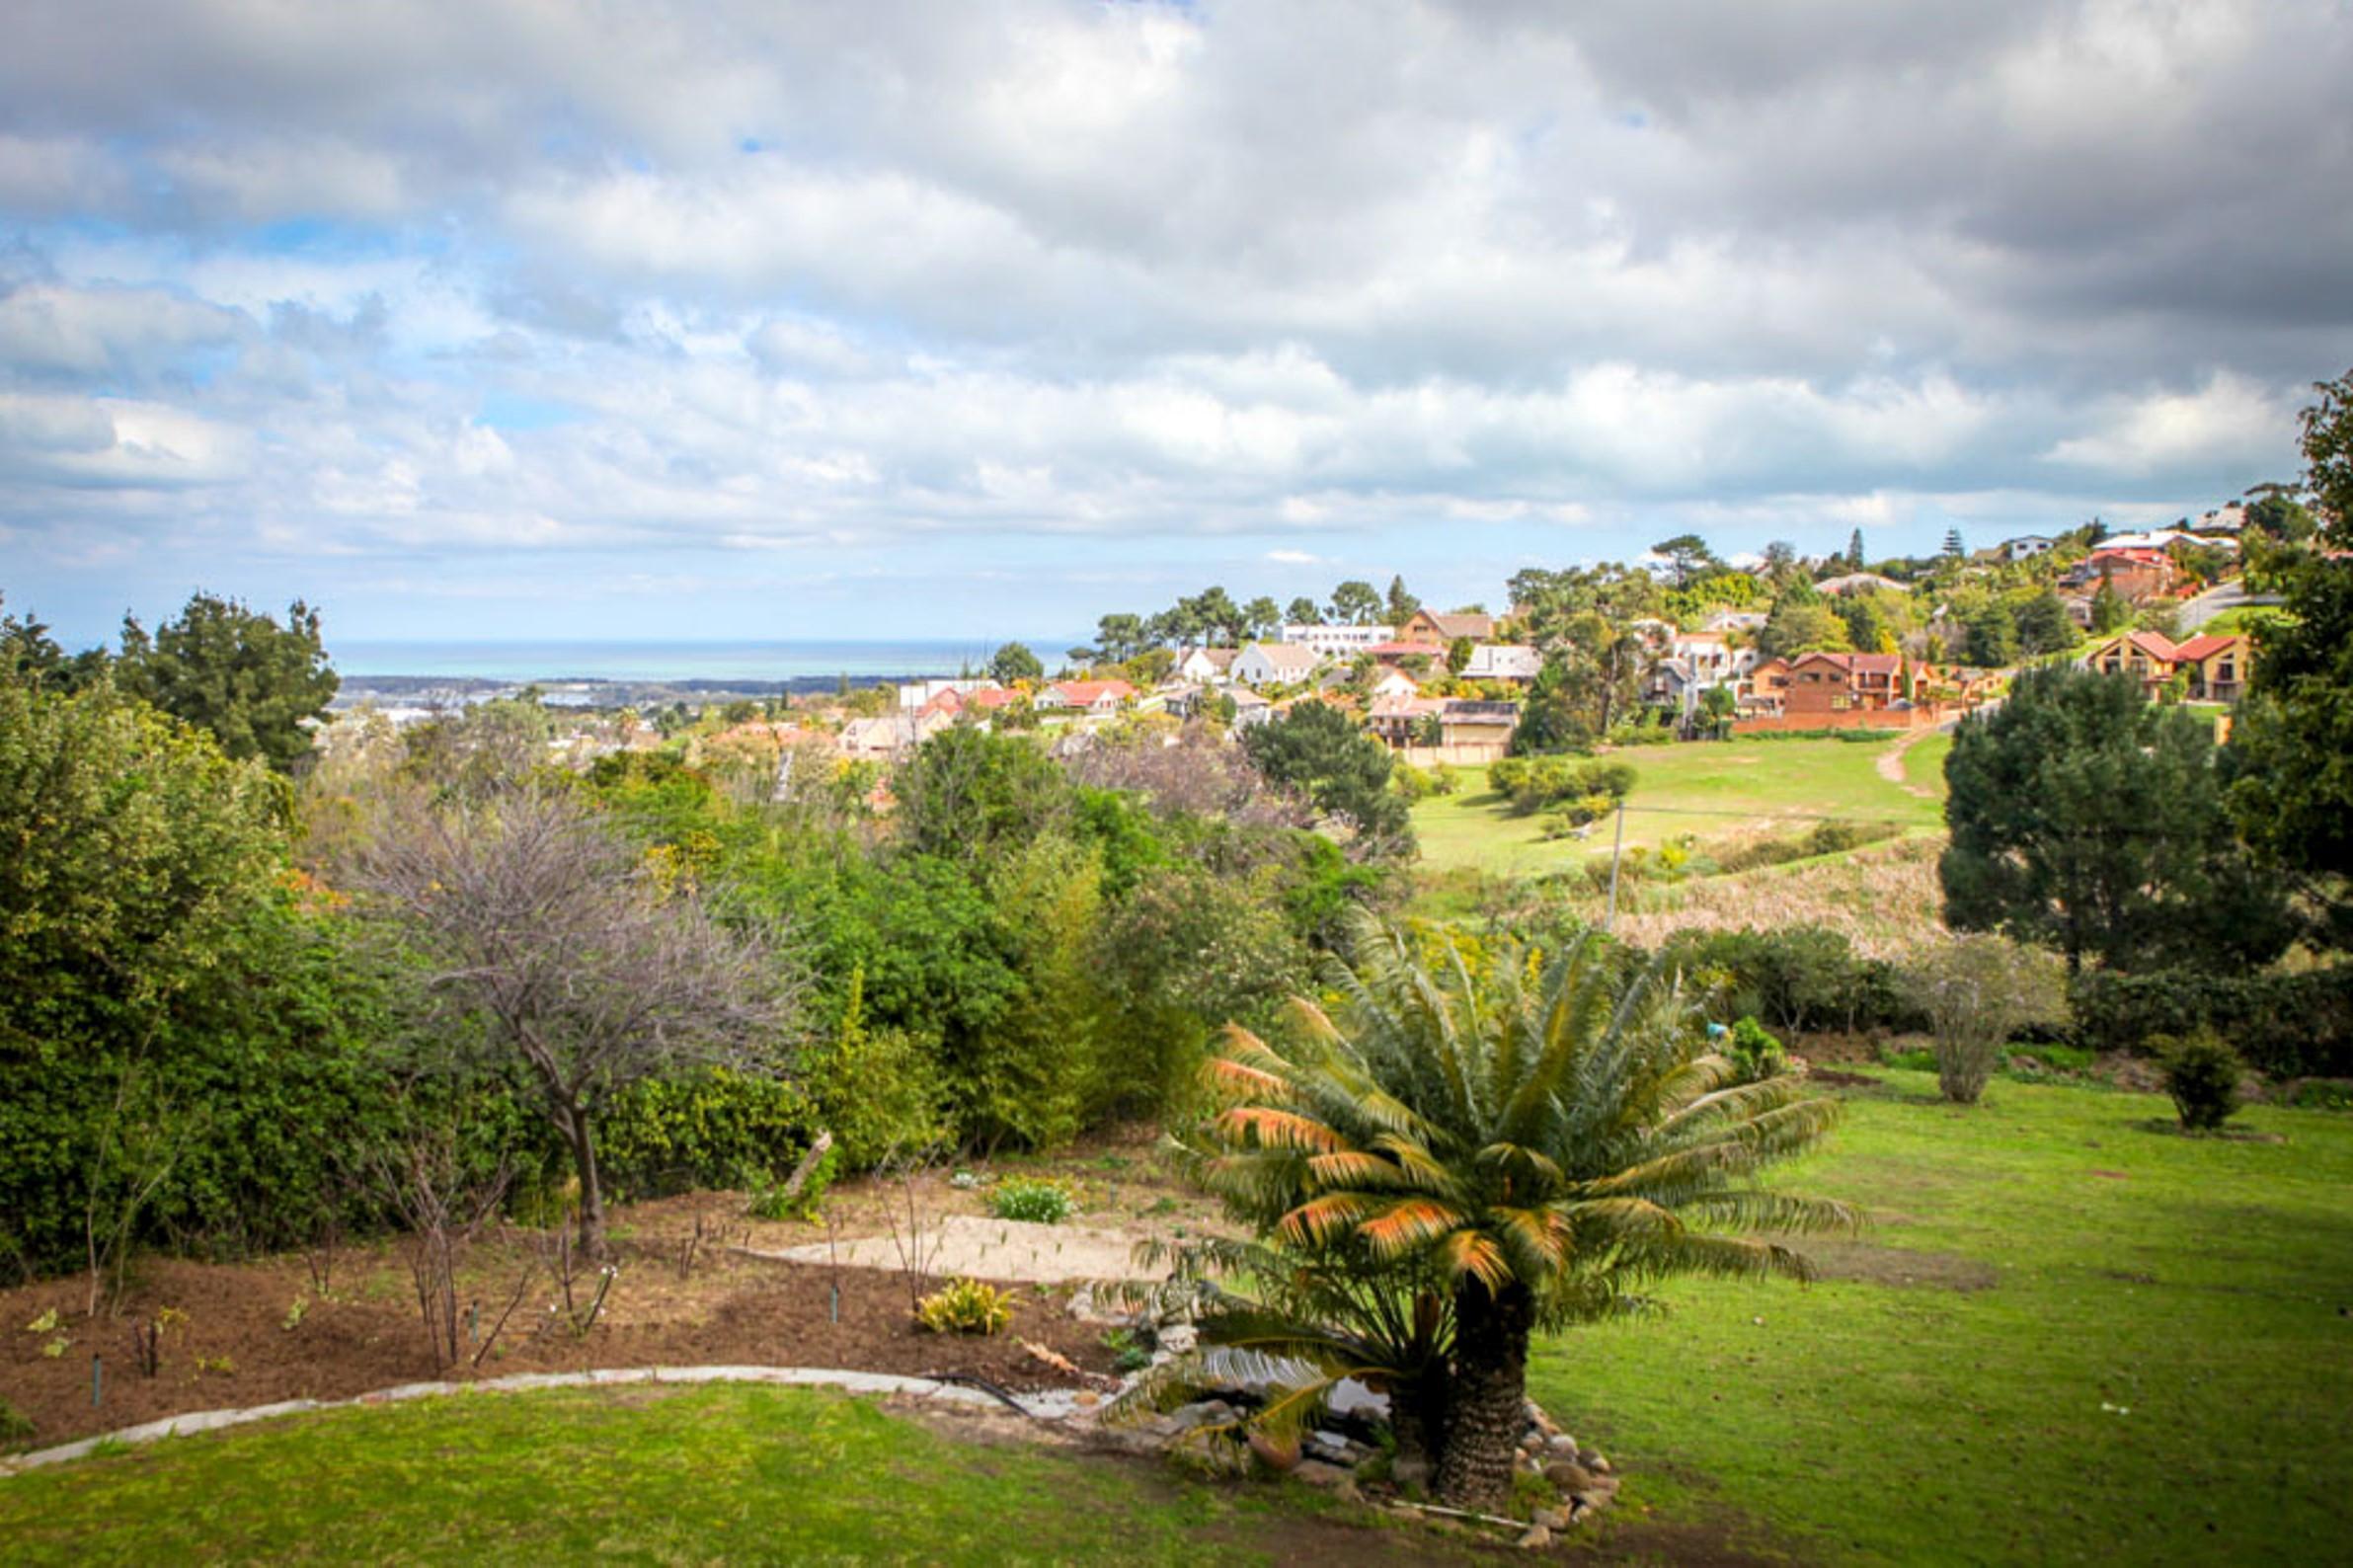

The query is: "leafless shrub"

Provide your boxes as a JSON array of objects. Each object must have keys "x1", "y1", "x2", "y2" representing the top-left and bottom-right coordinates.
[
  {"x1": 1905, "y1": 934, "x2": 2068, "y2": 1104},
  {"x1": 342, "y1": 787, "x2": 807, "y2": 1257},
  {"x1": 370, "y1": 1125, "x2": 512, "y2": 1372},
  {"x1": 530, "y1": 1222, "x2": 617, "y2": 1340},
  {"x1": 1063, "y1": 721, "x2": 1312, "y2": 833},
  {"x1": 876, "y1": 1142, "x2": 948, "y2": 1317}
]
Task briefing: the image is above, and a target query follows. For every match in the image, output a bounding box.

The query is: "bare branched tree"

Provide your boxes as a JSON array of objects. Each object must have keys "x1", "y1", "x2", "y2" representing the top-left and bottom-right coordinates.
[{"x1": 345, "y1": 788, "x2": 805, "y2": 1256}]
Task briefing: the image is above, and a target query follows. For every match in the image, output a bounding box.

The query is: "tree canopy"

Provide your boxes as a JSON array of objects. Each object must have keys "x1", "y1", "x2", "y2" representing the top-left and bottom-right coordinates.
[{"x1": 117, "y1": 593, "x2": 339, "y2": 772}]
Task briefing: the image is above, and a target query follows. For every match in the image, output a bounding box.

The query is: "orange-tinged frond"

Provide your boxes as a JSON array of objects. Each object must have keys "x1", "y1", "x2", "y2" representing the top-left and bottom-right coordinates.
[
  {"x1": 1278, "y1": 1192, "x2": 1380, "y2": 1246},
  {"x1": 1438, "y1": 1228, "x2": 1511, "y2": 1292},
  {"x1": 1303, "y1": 1150, "x2": 1399, "y2": 1189},
  {"x1": 1358, "y1": 1199, "x2": 1467, "y2": 1259},
  {"x1": 1214, "y1": 1107, "x2": 1343, "y2": 1152},
  {"x1": 1200, "y1": 1056, "x2": 1294, "y2": 1102}
]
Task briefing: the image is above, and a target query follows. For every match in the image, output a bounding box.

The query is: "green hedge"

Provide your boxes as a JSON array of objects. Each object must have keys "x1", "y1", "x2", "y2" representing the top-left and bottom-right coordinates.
[{"x1": 2068, "y1": 968, "x2": 2353, "y2": 1076}]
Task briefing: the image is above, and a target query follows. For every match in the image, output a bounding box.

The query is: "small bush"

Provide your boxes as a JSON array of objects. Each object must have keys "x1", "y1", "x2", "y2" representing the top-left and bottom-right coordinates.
[
  {"x1": 1488, "y1": 756, "x2": 1637, "y2": 816},
  {"x1": 1906, "y1": 935, "x2": 2068, "y2": 1105},
  {"x1": 1722, "y1": 1016, "x2": 1787, "y2": 1083},
  {"x1": 0, "y1": 1394, "x2": 34, "y2": 1451},
  {"x1": 2157, "y1": 1031, "x2": 2244, "y2": 1132},
  {"x1": 990, "y1": 1176, "x2": 1076, "y2": 1224},
  {"x1": 915, "y1": 1277, "x2": 1016, "y2": 1336},
  {"x1": 742, "y1": 1142, "x2": 838, "y2": 1221}
]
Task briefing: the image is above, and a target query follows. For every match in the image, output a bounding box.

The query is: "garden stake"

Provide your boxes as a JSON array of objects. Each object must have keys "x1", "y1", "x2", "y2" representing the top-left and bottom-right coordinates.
[{"x1": 91, "y1": 1353, "x2": 102, "y2": 1408}]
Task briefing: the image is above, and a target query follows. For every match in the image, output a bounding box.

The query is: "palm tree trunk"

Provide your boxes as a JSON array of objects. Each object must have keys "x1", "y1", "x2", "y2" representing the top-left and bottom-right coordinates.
[{"x1": 1433, "y1": 1280, "x2": 1532, "y2": 1511}]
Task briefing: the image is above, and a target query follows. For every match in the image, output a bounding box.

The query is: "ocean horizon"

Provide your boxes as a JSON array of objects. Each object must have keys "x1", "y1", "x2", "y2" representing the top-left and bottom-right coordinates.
[{"x1": 333, "y1": 638, "x2": 1078, "y2": 684}]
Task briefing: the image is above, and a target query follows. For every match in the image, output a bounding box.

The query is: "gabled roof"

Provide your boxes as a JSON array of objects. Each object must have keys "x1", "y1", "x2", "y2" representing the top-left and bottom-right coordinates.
[
  {"x1": 2087, "y1": 630, "x2": 2179, "y2": 663},
  {"x1": 1046, "y1": 678, "x2": 1136, "y2": 706},
  {"x1": 1241, "y1": 641, "x2": 1322, "y2": 672},
  {"x1": 1177, "y1": 646, "x2": 1237, "y2": 670},
  {"x1": 1790, "y1": 651, "x2": 1902, "y2": 674},
  {"x1": 1410, "y1": 610, "x2": 1496, "y2": 641},
  {"x1": 2170, "y1": 633, "x2": 2241, "y2": 663}
]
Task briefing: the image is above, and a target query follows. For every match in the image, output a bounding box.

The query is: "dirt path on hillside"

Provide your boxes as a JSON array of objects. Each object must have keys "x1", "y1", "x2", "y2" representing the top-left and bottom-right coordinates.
[{"x1": 1875, "y1": 729, "x2": 1942, "y2": 799}]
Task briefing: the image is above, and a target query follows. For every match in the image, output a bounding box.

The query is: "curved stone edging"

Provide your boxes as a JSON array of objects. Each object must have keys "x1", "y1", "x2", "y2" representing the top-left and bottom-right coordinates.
[{"x1": 0, "y1": 1365, "x2": 1032, "y2": 1478}]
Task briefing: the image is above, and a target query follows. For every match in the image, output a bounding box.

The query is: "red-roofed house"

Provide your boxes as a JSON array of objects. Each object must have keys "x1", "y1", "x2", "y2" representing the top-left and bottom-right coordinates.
[
  {"x1": 1039, "y1": 678, "x2": 1136, "y2": 717},
  {"x1": 2066, "y1": 548, "x2": 2176, "y2": 603},
  {"x1": 2081, "y1": 631, "x2": 2180, "y2": 697},
  {"x1": 2168, "y1": 633, "x2": 2249, "y2": 702},
  {"x1": 1784, "y1": 652, "x2": 1911, "y2": 716}
]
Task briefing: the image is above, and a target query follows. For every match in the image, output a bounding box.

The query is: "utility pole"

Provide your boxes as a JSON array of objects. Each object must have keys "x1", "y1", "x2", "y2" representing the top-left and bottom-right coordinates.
[{"x1": 1604, "y1": 798, "x2": 1626, "y2": 933}]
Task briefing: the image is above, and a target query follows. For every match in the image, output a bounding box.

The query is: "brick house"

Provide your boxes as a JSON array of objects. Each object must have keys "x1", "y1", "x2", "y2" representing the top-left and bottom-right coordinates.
[{"x1": 1783, "y1": 652, "x2": 1908, "y2": 715}]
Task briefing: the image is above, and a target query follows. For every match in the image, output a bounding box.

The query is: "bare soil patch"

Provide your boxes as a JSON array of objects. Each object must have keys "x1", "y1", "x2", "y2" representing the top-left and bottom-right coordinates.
[
  {"x1": 0, "y1": 1201, "x2": 1129, "y2": 1454},
  {"x1": 761, "y1": 1215, "x2": 1148, "y2": 1283},
  {"x1": 1791, "y1": 1239, "x2": 1999, "y2": 1292}
]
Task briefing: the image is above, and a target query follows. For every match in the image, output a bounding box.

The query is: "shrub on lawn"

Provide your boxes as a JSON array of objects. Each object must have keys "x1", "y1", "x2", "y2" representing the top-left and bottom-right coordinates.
[
  {"x1": 1486, "y1": 755, "x2": 1637, "y2": 817},
  {"x1": 2157, "y1": 1031, "x2": 2244, "y2": 1132},
  {"x1": 990, "y1": 1176, "x2": 1075, "y2": 1224},
  {"x1": 914, "y1": 1278, "x2": 1016, "y2": 1336},
  {"x1": 1723, "y1": 1016, "x2": 1787, "y2": 1083},
  {"x1": 1905, "y1": 935, "x2": 2067, "y2": 1105},
  {"x1": 1661, "y1": 925, "x2": 1914, "y2": 1036}
]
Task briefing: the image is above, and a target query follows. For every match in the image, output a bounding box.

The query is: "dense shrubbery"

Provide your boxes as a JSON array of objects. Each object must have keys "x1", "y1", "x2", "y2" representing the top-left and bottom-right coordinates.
[
  {"x1": 1658, "y1": 925, "x2": 1915, "y2": 1036},
  {"x1": 1487, "y1": 755, "x2": 1637, "y2": 816},
  {"x1": 2067, "y1": 967, "x2": 2353, "y2": 1076}
]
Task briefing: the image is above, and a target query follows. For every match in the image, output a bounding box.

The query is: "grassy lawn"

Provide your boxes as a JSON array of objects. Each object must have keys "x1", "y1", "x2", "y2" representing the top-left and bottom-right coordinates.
[
  {"x1": 1530, "y1": 1070, "x2": 2353, "y2": 1565},
  {"x1": 1413, "y1": 735, "x2": 1949, "y2": 879},
  {"x1": 0, "y1": 1382, "x2": 1460, "y2": 1567},
  {"x1": 8, "y1": 1074, "x2": 2344, "y2": 1565}
]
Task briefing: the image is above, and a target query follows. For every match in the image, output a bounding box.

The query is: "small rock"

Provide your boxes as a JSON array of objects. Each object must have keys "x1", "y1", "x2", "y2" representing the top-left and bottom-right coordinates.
[
  {"x1": 1516, "y1": 1525, "x2": 1553, "y2": 1550},
  {"x1": 1247, "y1": 1429, "x2": 1301, "y2": 1471},
  {"x1": 1532, "y1": 1507, "x2": 1571, "y2": 1530},
  {"x1": 1542, "y1": 1460, "x2": 1595, "y2": 1492},
  {"x1": 1586, "y1": 1451, "x2": 1610, "y2": 1474},
  {"x1": 1074, "y1": 1390, "x2": 1100, "y2": 1407},
  {"x1": 1156, "y1": 1323, "x2": 1199, "y2": 1356},
  {"x1": 1572, "y1": 1489, "x2": 1612, "y2": 1514},
  {"x1": 1545, "y1": 1433, "x2": 1578, "y2": 1455},
  {"x1": 1293, "y1": 1458, "x2": 1354, "y2": 1489}
]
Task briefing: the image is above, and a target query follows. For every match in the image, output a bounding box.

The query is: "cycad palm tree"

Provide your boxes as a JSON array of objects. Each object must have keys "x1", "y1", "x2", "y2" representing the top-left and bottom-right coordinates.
[{"x1": 1145, "y1": 914, "x2": 1855, "y2": 1512}]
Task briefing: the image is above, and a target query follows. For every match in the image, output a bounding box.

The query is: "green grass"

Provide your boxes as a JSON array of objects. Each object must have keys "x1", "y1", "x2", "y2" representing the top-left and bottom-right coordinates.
[
  {"x1": 1529, "y1": 1070, "x2": 2353, "y2": 1565},
  {"x1": 10, "y1": 1076, "x2": 2344, "y2": 1564},
  {"x1": 1412, "y1": 735, "x2": 1948, "y2": 879},
  {"x1": 0, "y1": 1383, "x2": 1438, "y2": 1566}
]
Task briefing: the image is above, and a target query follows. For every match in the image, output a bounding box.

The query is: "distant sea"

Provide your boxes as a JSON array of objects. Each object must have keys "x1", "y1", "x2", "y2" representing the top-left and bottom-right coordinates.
[{"x1": 333, "y1": 639, "x2": 1069, "y2": 684}]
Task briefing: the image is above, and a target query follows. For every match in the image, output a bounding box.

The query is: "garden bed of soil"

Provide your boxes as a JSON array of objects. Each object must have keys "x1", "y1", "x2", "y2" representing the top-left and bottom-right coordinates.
[{"x1": 0, "y1": 1206, "x2": 1123, "y2": 1454}]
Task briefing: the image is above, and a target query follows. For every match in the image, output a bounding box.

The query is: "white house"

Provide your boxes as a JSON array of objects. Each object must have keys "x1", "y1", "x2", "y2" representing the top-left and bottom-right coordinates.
[
  {"x1": 1233, "y1": 641, "x2": 1323, "y2": 687},
  {"x1": 2001, "y1": 535, "x2": 2056, "y2": 560},
  {"x1": 1461, "y1": 644, "x2": 1541, "y2": 682},
  {"x1": 1173, "y1": 646, "x2": 1237, "y2": 684},
  {"x1": 1281, "y1": 623, "x2": 1392, "y2": 657},
  {"x1": 1370, "y1": 667, "x2": 1421, "y2": 700},
  {"x1": 897, "y1": 677, "x2": 999, "y2": 712},
  {"x1": 1702, "y1": 609, "x2": 1768, "y2": 635}
]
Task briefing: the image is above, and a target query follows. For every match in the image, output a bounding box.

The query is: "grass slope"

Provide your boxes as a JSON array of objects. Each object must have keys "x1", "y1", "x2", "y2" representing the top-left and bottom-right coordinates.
[
  {"x1": 0, "y1": 1384, "x2": 1452, "y2": 1566},
  {"x1": 1413, "y1": 735, "x2": 1948, "y2": 879},
  {"x1": 1530, "y1": 1070, "x2": 2353, "y2": 1565}
]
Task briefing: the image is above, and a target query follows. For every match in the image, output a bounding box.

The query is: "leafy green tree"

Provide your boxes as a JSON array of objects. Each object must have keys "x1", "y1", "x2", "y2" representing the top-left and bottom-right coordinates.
[
  {"x1": 2013, "y1": 591, "x2": 2078, "y2": 657},
  {"x1": 1384, "y1": 575, "x2": 1421, "y2": 625},
  {"x1": 1445, "y1": 636, "x2": 1474, "y2": 675},
  {"x1": 1651, "y1": 532, "x2": 1718, "y2": 588},
  {"x1": 1094, "y1": 614, "x2": 1146, "y2": 664},
  {"x1": 2089, "y1": 576, "x2": 2131, "y2": 633},
  {"x1": 1285, "y1": 595, "x2": 1321, "y2": 626},
  {"x1": 1847, "y1": 528, "x2": 1866, "y2": 569},
  {"x1": 1240, "y1": 700, "x2": 1411, "y2": 853},
  {"x1": 1136, "y1": 916, "x2": 1849, "y2": 1511},
  {"x1": 988, "y1": 641, "x2": 1045, "y2": 685},
  {"x1": 1942, "y1": 666, "x2": 2292, "y2": 974},
  {"x1": 1836, "y1": 593, "x2": 1893, "y2": 654},
  {"x1": 2227, "y1": 368, "x2": 2353, "y2": 947},
  {"x1": 1, "y1": 593, "x2": 110, "y2": 693},
  {"x1": 1328, "y1": 580, "x2": 1382, "y2": 626},
  {"x1": 893, "y1": 726, "x2": 1071, "y2": 865},
  {"x1": 1962, "y1": 602, "x2": 2020, "y2": 667},
  {"x1": 1756, "y1": 599, "x2": 1852, "y2": 661},
  {"x1": 1242, "y1": 596, "x2": 1284, "y2": 642},
  {"x1": 117, "y1": 593, "x2": 338, "y2": 772},
  {"x1": 2243, "y1": 491, "x2": 2317, "y2": 544}
]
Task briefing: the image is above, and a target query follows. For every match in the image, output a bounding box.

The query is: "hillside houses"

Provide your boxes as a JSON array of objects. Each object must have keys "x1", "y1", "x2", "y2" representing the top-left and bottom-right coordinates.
[
  {"x1": 2081, "y1": 631, "x2": 2250, "y2": 702},
  {"x1": 1234, "y1": 640, "x2": 1323, "y2": 686},
  {"x1": 1398, "y1": 608, "x2": 1497, "y2": 645},
  {"x1": 1460, "y1": 644, "x2": 1540, "y2": 682}
]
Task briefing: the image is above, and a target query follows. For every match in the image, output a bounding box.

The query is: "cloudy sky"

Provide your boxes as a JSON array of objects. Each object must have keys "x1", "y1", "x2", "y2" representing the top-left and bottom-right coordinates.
[{"x1": 3, "y1": 0, "x2": 2349, "y2": 647}]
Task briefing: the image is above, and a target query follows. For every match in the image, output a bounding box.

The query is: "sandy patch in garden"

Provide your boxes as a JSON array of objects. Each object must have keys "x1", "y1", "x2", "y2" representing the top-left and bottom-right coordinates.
[{"x1": 759, "y1": 1215, "x2": 1150, "y2": 1284}]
